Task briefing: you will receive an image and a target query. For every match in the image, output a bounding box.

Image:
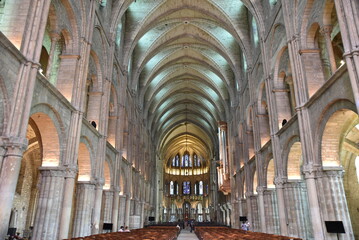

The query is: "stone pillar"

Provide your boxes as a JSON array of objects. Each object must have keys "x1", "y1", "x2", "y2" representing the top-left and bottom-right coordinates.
[
  {"x1": 274, "y1": 177, "x2": 288, "y2": 236},
  {"x1": 320, "y1": 25, "x2": 337, "y2": 74},
  {"x1": 118, "y1": 195, "x2": 126, "y2": 228},
  {"x1": 249, "y1": 195, "x2": 259, "y2": 231},
  {"x1": 263, "y1": 189, "x2": 280, "y2": 234},
  {"x1": 45, "y1": 32, "x2": 60, "y2": 79},
  {"x1": 124, "y1": 194, "x2": 131, "y2": 227},
  {"x1": 102, "y1": 190, "x2": 114, "y2": 229},
  {"x1": 333, "y1": 0, "x2": 359, "y2": 111},
  {"x1": 111, "y1": 188, "x2": 119, "y2": 231},
  {"x1": 284, "y1": 181, "x2": 312, "y2": 239},
  {"x1": 91, "y1": 181, "x2": 104, "y2": 234},
  {"x1": 32, "y1": 167, "x2": 65, "y2": 240},
  {"x1": 0, "y1": 141, "x2": 27, "y2": 240},
  {"x1": 257, "y1": 186, "x2": 267, "y2": 233},
  {"x1": 303, "y1": 164, "x2": 324, "y2": 239},
  {"x1": 316, "y1": 169, "x2": 354, "y2": 239},
  {"x1": 72, "y1": 182, "x2": 95, "y2": 238},
  {"x1": 245, "y1": 192, "x2": 252, "y2": 227},
  {"x1": 140, "y1": 201, "x2": 145, "y2": 228},
  {"x1": 58, "y1": 167, "x2": 77, "y2": 240}
]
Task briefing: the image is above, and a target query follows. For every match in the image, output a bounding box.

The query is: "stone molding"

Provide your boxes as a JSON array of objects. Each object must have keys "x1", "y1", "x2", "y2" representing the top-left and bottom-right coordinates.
[{"x1": 39, "y1": 167, "x2": 67, "y2": 177}]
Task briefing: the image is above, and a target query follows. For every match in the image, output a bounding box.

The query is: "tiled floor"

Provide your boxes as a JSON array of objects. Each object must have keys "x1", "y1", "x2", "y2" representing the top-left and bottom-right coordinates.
[{"x1": 177, "y1": 229, "x2": 199, "y2": 240}]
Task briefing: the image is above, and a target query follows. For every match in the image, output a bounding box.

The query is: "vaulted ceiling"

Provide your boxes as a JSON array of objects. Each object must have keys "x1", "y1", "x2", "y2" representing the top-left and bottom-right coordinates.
[{"x1": 118, "y1": 0, "x2": 258, "y2": 162}]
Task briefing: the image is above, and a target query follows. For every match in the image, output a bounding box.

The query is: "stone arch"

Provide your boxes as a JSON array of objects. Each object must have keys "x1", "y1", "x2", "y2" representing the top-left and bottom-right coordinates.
[
  {"x1": 316, "y1": 100, "x2": 358, "y2": 238},
  {"x1": 322, "y1": 0, "x2": 344, "y2": 70},
  {"x1": 29, "y1": 103, "x2": 65, "y2": 166},
  {"x1": 242, "y1": 174, "x2": 246, "y2": 199},
  {"x1": 122, "y1": 109, "x2": 129, "y2": 160},
  {"x1": 84, "y1": 50, "x2": 104, "y2": 127},
  {"x1": 54, "y1": 29, "x2": 77, "y2": 99},
  {"x1": 303, "y1": 22, "x2": 326, "y2": 97},
  {"x1": 266, "y1": 157, "x2": 275, "y2": 189},
  {"x1": 252, "y1": 167, "x2": 258, "y2": 194},
  {"x1": 316, "y1": 99, "x2": 357, "y2": 166},
  {"x1": 107, "y1": 84, "x2": 118, "y2": 146},
  {"x1": 246, "y1": 106, "x2": 255, "y2": 159},
  {"x1": 257, "y1": 81, "x2": 271, "y2": 147},
  {"x1": 12, "y1": 119, "x2": 43, "y2": 234},
  {"x1": 78, "y1": 139, "x2": 94, "y2": 182},
  {"x1": 59, "y1": 0, "x2": 80, "y2": 52},
  {"x1": 30, "y1": 113, "x2": 61, "y2": 167},
  {"x1": 269, "y1": 23, "x2": 286, "y2": 59},
  {"x1": 287, "y1": 141, "x2": 302, "y2": 180},
  {"x1": 273, "y1": 45, "x2": 295, "y2": 124},
  {"x1": 103, "y1": 159, "x2": 112, "y2": 190},
  {"x1": 119, "y1": 167, "x2": 126, "y2": 194}
]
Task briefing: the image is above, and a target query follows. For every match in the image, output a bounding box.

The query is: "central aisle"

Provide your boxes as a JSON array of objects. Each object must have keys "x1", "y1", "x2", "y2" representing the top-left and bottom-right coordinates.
[{"x1": 177, "y1": 229, "x2": 199, "y2": 240}]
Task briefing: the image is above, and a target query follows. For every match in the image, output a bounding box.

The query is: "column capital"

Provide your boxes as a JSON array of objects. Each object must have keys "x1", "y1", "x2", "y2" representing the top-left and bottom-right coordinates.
[
  {"x1": 39, "y1": 167, "x2": 66, "y2": 177},
  {"x1": 245, "y1": 191, "x2": 253, "y2": 198},
  {"x1": 2, "y1": 136, "x2": 28, "y2": 154},
  {"x1": 93, "y1": 177, "x2": 105, "y2": 189},
  {"x1": 274, "y1": 176, "x2": 287, "y2": 188},
  {"x1": 302, "y1": 163, "x2": 322, "y2": 179},
  {"x1": 49, "y1": 31, "x2": 61, "y2": 41},
  {"x1": 256, "y1": 186, "x2": 265, "y2": 194},
  {"x1": 320, "y1": 25, "x2": 333, "y2": 35},
  {"x1": 64, "y1": 166, "x2": 78, "y2": 178}
]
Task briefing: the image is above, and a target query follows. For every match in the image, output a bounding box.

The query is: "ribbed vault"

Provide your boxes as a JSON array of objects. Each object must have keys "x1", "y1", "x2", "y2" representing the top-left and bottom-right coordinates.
[{"x1": 119, "y1": 0, "x2": 256, "y2": 164}]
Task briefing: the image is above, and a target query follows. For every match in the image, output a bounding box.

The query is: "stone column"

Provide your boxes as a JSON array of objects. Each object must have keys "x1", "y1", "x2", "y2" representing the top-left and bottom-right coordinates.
[
  {"x1": 257, "y1": 186, "x2": 267, "y2": 233},
  {"x1": 58, "y1": 167, "x2": 77, "y2": 240},
  {"x1": 284, "y1": 181, "x2": 312, "y2": 239},
  {"x1": 274, "y1": 177, "x2": 288, "y2": 236},
  {"x1": 140, "y1": 201, "x2": 145, "y2": 228},
  {"x1": 103, "y1": 190, "x2": 114, "y2": 226},
  {"x1": 320, "y1": 25, "x2": 337, "y2": 74},
  {"x1": 302, "y1": 164, "x2": 324, "y2": 239},
  {"x1": 333, "y1": 0, "x2": 359, "y2": 111},
  {"x1": 118, "y1": 195, "x2": 126, "y2": 228},
  {"x1": 91, "y1": 180, "x2": 104, "y2": 234},
  {"x1": 249, "y1": 195, "x2": 259, "y2": 231},
  {"x1": 111, "y1": 187, "x2": 119, "y2": 231},
  {"x1": 124, "y1": 194, "x2": 131, "y2": 227},
  {"x1": 245, "y1": 192, "x2": 252, "y2": 227},
  {"x1": 264, "y1": 189, "x2": 280, "y2": 234},
  {"x1": 32, "y1": 167, "x2": 65, "y2": 240},
  {"x1": 72, "y1": 182, "x2": 95, "y2": 238},
  {"x1": 0, "y1": 141, "x2": 27, "y2": 240},
  {"x1": 45, "y1": 32, "x2": 60, "y2": 79},
  {"x1": 316, "y1": 169, "x2": 354, "y2": 239}
]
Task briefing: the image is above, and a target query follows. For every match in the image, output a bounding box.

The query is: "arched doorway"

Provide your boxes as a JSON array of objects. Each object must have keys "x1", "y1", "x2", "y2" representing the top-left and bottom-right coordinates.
[{"x1": 183, "y1": 202, "x2": 191, "y2": 221}]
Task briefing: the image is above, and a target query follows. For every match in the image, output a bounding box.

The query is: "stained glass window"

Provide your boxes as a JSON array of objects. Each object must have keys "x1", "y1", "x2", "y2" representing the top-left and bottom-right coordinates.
[
  {"x1": 170, "y1": 181, "x2": 174, "y2": 195},
  {"x1": 175, "y1": 154, "x2": 179, "y2": 167},
  {"x1": 182, "y1": 152, "x2": 190, "y2": 167},
  {"x1": 199, "y1": 181, "x2": 203, "y2": 195},
  {"x1": 183, "y1": 181, "x2": 191, "y2": 195},
  {"x1": 174, "y1": 181, "x2": 178, "y2": 195}
]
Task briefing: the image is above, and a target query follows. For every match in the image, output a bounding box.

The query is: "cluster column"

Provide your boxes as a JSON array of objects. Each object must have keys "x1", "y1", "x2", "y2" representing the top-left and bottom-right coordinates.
[{"x1": 32, "y1": 167, "x2": 66, "y2": 240}]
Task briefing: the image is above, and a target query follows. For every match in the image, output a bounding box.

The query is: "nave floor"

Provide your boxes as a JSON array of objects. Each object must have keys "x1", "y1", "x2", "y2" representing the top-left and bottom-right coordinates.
[{"x1": 177, "y1": 229, "x2": 199, "y2": 240}]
